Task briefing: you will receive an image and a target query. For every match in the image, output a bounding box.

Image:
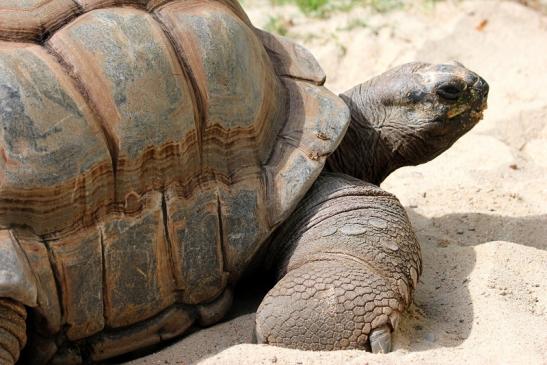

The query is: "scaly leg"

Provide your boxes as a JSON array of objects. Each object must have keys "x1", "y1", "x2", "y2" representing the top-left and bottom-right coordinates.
[
  {"x1": 0, "y1": 299, "x2": 27, "y2": 364},
  {"x1": 256, "y1": 173, "x2": 421, "y2": 352}
]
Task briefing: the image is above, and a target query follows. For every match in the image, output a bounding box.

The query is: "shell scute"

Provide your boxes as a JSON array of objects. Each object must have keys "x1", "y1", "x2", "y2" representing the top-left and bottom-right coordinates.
[
  {"x1": 100, "y1": 191, "x2": 176, "y2": 328},
  {"x1": 164, "y1": 188, "x2": 228, "y2": 305},
  {"x1": 0, "y1": 43, "x2": 113, "y2": 236},
  {"x1": 219, "y1": 187, "x2": 267, "y2": 274},
  {"x1": 257, "y1": 29, "x2": 326, "y2": 85},
  {"x1": 48, "y1": 226, "x2": 105, "y2": 340}
]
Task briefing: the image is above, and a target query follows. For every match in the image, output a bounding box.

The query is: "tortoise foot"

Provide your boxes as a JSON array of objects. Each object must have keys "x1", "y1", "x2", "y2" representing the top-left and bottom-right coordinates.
[{"x1": 255, "y1": 259, "x2": 403, "y2": 352}]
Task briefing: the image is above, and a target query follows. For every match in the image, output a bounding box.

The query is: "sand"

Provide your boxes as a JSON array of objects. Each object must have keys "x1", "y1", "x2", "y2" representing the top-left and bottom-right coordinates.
[{"x1": 126, "y1": 1, "x2": 547, "y2": 364}]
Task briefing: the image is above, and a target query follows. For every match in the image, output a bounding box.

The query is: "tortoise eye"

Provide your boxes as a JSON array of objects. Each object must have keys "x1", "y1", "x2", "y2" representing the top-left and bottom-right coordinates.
[{"x1": 437, "y1": 83, "x2": 465, "y2": 101}]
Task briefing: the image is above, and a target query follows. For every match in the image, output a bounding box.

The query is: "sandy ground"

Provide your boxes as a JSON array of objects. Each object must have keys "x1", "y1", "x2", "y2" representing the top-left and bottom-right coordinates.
[{"x1": 126, "y1": 1, "x2": 547, "y2": 364}]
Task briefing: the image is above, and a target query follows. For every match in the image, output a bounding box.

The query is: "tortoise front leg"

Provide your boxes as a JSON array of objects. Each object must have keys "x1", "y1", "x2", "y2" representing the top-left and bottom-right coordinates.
[
  {"x1": 0, "y1": 299, "x2": 27, "y2": 364},
  {"x1": 256, "y1": 173, "x2": 421, "y2": 352}
]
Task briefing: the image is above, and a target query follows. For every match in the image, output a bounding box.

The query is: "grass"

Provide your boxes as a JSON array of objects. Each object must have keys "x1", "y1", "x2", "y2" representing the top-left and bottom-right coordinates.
[
  {"x1": 263, "y1": 0, "x2": 445, "y2": 37},
  {"x1": 264, "y1": 15, "x2": 291, "y2": 35},
  {"x1": 271, "y1": 0, "x2": 329, "y2": 14},
  {"x1": 270, "y1": 0, "x2": 404, "y2": 15},
  {"x1": 268, "y1": 0, "x2": 443, "y2": 17}
]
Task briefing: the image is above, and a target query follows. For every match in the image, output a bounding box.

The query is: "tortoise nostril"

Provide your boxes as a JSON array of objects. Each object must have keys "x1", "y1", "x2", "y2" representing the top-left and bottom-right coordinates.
[{"x1": 437, "y1": 83, "x2": 464, "y2": 101}]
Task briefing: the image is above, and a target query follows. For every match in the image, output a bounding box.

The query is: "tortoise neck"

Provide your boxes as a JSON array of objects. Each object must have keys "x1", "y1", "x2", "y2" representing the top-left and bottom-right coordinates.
[
  {"x1": 326, "y1": 90, "x2": 405, "y2": 185},
  {"x1": 325, "y1": 117, "x2": 401, "y2": 185}
]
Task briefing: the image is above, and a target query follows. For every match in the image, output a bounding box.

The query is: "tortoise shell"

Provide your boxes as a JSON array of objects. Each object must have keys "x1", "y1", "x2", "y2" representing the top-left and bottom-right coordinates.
[{"x1": 0, "y1": 0, "x2": 349, "y2": 362}]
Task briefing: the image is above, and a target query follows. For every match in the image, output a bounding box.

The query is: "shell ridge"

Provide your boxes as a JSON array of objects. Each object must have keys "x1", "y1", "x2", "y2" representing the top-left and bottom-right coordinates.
[
  {"x1": 215, "y1": 191, "x2": 228, "y2": 278},
  {"x1": 98, "y1": 227, "x2": 108, "y2": 334},
  {"x1": 160, "y1": 190, "x2": 179, "y2": 295},
  {"x1": 41, "y1": 237, "x2": 68, "y2": 334},
  {"x1": 70, "y1": 0, "x2": 85, "y2": 12}
]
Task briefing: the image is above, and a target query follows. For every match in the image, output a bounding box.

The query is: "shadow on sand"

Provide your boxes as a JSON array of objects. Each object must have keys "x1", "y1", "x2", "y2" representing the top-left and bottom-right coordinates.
[
  {"x1": 119, "y1": 210, "x2": 545, "y2": 364},
  {"x1": 396, "y1": 210, "x2": 545, "y2": 352}
]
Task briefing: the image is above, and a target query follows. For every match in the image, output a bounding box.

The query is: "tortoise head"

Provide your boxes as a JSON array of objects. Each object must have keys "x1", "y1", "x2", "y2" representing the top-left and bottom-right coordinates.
[{"x1": 328, "y1": 61, "x2": 489, "y2": 184}]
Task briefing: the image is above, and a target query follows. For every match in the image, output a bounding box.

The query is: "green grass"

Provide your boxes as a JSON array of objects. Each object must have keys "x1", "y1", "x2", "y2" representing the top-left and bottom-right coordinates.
[
  {"x1": 263, "y1": 0, "x2": 446, "y2": 35},
  {"x1": 270, "y1": 0, "x2": 403, "y2": 15},
  {"x1": 268, "y1": 0, "x2": 442, "y2": 17},
  {"x1": 264, "y1": 15, "x2": 291, "y2": 35},
  {"x1": 271, "y1": 0, "x2": 329, "y2": 14}
]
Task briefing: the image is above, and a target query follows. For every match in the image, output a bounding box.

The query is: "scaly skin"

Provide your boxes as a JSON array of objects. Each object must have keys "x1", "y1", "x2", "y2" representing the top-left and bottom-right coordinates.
[
  {"x1": 256, "y1": 173, "x2": 420, "y2": 351},
  {"x1": 0, "y1": 299, "x2": 26, "y2": 365}
]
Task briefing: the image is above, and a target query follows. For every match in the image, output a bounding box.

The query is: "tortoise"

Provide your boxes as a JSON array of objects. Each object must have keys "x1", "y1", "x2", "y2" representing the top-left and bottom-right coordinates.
[{"x1": 0, "y1": 0, "x2": 488, "y2": 363}]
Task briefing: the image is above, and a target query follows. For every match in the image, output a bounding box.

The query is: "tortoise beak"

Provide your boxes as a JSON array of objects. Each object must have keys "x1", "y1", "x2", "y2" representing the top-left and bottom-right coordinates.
[
  {"x1": 467, "y1": 74, "x2": 489, "y2": 114},
  {"x1": 474, "y1": 77, "x2": 489, "y2": 105}
]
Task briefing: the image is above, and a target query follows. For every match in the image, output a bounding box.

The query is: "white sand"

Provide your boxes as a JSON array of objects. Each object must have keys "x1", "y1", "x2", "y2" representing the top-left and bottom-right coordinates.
[{"x1": 127, "y1": 1, "x2": 547, "y2": 364}]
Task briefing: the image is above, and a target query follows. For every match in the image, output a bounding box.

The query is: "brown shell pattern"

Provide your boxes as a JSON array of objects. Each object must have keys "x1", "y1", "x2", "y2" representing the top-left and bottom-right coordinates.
[{"x1": 0, "y1": 0, "x2": 349, "y2": 362}]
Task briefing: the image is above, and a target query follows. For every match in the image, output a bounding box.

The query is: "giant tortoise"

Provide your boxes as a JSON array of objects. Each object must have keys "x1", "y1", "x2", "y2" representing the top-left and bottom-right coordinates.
[{"x1": 0, "y1": 0, "x2": 488, "y2": 363}]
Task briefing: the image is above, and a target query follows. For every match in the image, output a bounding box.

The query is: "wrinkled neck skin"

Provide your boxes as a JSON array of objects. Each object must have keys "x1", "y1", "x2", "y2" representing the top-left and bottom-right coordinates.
[{"x1": 326, "y1": 81, "x2": 409, "y2": 186}]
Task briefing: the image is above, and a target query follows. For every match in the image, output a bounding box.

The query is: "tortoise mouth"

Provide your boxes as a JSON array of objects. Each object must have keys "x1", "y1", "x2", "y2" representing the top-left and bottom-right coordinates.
[
  {"x1": 446, "y1": 74, "x2": 488, "y2": 120},
  {"x1": 469, "y1": 98, "x2": 488, "y2": 121},
  {"x1": 447, "y1": 96, "x2": 487, "y2": 121}
]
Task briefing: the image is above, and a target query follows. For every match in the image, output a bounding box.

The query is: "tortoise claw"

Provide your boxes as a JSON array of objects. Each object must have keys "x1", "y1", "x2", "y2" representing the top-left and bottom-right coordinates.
[{"x1": 369, "y1": 324, "x2": 392, "y2": 353}]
